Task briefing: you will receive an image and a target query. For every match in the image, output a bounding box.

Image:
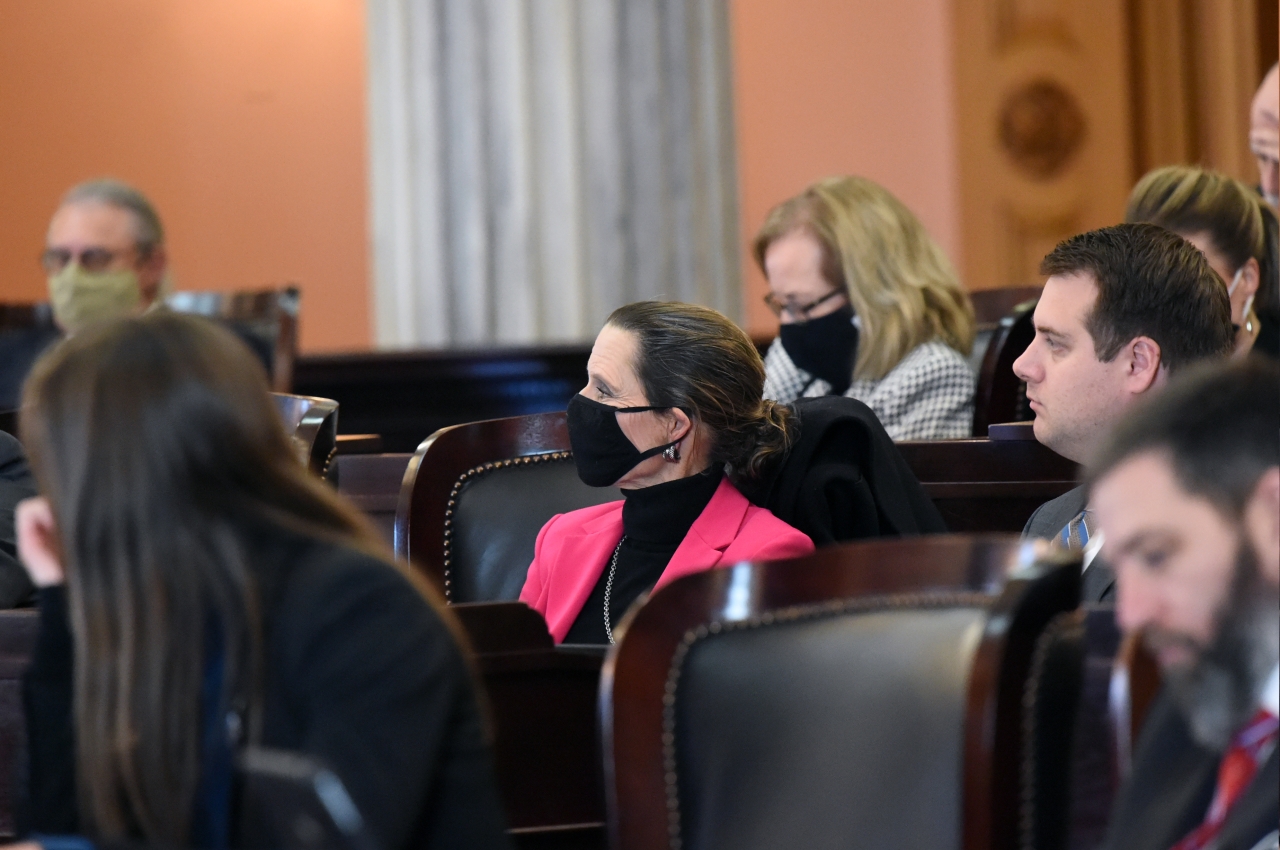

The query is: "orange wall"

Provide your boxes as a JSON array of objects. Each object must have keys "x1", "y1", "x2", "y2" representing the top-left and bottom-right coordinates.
[
  {"x1": 0, "y1": 0, "x2": 370, "y2": 352},
  {"x1": 730, "y1": 0, "x2": 959, "y2": 338},
  {"x1": 0, "y1": 1, "x2": 957, "y2": 351}
]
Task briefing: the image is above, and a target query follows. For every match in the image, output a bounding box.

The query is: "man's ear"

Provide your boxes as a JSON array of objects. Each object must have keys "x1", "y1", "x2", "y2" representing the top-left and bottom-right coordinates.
[
  {"x1": 1245, "y1": 467, "x2": 1280, "y2": 586},
  {"x1": 1126, "y1": 336, "x2": 1163, "y2": 394}
]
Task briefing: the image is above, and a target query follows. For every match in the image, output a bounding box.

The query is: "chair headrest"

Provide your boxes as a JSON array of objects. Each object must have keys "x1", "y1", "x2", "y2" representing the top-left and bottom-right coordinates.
[{"x1": 448, "y1": 454, "x2": 618, "y2": 602}]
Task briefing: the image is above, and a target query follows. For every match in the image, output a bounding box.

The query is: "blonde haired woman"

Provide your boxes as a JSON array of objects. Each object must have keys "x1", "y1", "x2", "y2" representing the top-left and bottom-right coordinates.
[{"x1": 756, "y1": 176, "x2": 976, "y2": 440}]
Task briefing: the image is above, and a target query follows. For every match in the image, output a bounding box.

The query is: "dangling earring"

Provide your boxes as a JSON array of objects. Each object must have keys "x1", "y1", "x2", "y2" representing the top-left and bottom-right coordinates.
[{"x1": 663, "y1": 444, "x2": 681, "y2": 462}]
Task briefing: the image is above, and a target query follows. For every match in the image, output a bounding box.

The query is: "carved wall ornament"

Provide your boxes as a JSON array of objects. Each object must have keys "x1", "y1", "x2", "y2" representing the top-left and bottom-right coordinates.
[{"x1": 998, "y1": 78, "x2": 1087, "y2": 180}]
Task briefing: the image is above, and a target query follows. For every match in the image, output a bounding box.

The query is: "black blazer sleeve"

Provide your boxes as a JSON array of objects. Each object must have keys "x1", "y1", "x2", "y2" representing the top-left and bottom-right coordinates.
[
  {"x1": 0, "y1": 433, "x2": 37, "y2": 608},
  {"x1": 20, "y1": 584, "x2": 78, "y2": 835},
  {"x1": 267, "y1": 547, "x2": 510, "y2": 850}
]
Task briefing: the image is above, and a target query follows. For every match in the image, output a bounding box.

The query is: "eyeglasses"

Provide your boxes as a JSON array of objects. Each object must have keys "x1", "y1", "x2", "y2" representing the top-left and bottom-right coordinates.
[
  {"x1": 40, "y1": 246, "x2": 137, "y2": 274},
  {"x1": 763, "y1": 289, "x2": 845, "y2": 321}
]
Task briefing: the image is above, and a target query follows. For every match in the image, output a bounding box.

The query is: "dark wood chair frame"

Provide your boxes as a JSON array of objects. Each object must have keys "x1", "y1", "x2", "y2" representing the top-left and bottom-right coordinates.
[
  {"x1": 0, "y1": 287, "x2": 299, "y2": 393},
  {"x1": 1109, "y1": 630, "x2": 1162, "y2": 780},
  {"x1": 896, "y1": 437, "x2": 1078, "y2": 533},
  {"x1": 165, "y1": 286, "x2": 300, "y2": 392},
  {"x1": 394, "y1": 411, "x2": 572, "y2": 592},
  {"x1": 271, "y1": 392, "x2": 339, "y2": 478},
  {"x1": 599, "y1": 535, "x2": 1081, "y2": 850},
  {"x1": 448, "y1": 602, "x2": 608, "y2": 837},
  {"x1": 972, "y1": 298, "x2": 1038, "y2": 436}
]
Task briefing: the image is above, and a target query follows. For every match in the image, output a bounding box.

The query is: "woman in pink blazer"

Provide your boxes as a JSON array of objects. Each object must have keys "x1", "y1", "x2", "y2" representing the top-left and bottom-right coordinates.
[{"x1": 520, "y1": 301, "x2": 814, "y2": 644}]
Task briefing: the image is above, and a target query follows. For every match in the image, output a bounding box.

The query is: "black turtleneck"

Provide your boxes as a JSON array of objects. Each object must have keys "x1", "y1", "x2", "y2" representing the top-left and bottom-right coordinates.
[{"x1": 562, "y1": 466, "x2": 724, "y2": 645}]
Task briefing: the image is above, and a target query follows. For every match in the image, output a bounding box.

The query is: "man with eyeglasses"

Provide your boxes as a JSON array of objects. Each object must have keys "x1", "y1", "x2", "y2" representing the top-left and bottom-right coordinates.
[
  {"x1": 42, "y1": 178, "x2": 170, "y2": 332},
  {"x1": 0, "y1": 179, "x2": 169, "y2": 409}
]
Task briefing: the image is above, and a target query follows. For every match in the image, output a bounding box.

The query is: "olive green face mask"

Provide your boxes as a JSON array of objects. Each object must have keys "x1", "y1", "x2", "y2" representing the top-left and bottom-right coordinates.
[{"x1": 47, "y1": 263, "x2": 142, "y2": 333}]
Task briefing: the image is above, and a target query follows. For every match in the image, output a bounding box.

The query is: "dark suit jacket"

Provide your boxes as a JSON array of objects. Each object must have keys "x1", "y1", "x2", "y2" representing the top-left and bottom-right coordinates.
[
  {"x1": 0, "y1": 324, "x2": 61, "y2": 411},
  {"x1": 22, "y1": 531, "x2": 510, "y2": 850},
  {"x1": 1102, "y1": 690, "x2": 1279, "y2": 850},
  {"x1": 1023, "y1": 485, "x2": 1115, "y2": 603},
  {"x1": 0, "y1": 433, "x2": 37, "y2": 608}
]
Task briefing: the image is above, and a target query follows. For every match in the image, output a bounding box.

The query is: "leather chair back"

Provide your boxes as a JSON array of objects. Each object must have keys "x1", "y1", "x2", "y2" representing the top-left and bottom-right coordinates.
[
  {"x1": 601, "y1": 534, "x2": 1083, "y2": 850},
  {"x1": 1020, "y1": 607, "x2": 1121, "y2": 850},
  {"x1": 973, "y1": 298, "x2": 1037, "y2": 436},
  {"x1": 449, "y1": 455, "x2": 617, "y2": 601},
  {"x1": 167, "y1": 286, "x2": 300, "y2": 392},
  {"x1": 967, "y1": 286, "x2": 1043, "y2": 380},
  {"x1": 396, "y1": 411, "x2": 618, "y2": 600},
  {"x1": 271, "y1": 392, "x2": 339, "y2": 477},
  {"x1": 676, "y1": 602, "x2": 984, "y2": 850}
]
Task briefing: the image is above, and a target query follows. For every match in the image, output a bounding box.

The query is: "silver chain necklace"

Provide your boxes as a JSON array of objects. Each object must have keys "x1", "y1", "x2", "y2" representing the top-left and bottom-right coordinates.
[{"x1": 603, "y1": 535, "x2": 627, "y2": 645}]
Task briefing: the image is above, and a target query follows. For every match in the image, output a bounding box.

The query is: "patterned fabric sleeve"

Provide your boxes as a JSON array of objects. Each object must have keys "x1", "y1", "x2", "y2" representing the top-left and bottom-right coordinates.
[
  {"x1": 762, "y1": 338, "x2": 806, "y2": 402},
  {"x1": 845, "y1": 341, "x2": 975, "y2": 441}
]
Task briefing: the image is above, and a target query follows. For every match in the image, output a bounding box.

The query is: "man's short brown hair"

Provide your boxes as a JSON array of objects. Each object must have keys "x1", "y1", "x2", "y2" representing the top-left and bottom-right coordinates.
[{"x1": 1040, "y1": 223, "x2": 1233, "y2": 372}]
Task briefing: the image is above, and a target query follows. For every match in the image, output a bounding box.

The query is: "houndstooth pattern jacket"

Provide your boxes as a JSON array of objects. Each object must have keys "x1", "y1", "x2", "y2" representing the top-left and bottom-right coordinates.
[{"x1": 762, "y1": 337, "x2": 976, "y2": 440}]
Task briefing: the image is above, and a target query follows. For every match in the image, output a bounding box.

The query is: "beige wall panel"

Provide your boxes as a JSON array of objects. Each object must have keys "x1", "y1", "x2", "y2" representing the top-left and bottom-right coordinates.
[
  {"x1": 1130, "y1": 0, "x2": 1259, "y2": 183},
  {"x1": 956, "y1": 0, "x2": 1134, "y2": 290}
]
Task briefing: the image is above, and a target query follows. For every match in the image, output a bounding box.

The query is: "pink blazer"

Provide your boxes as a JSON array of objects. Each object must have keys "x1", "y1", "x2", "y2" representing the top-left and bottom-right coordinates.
[{"x1": 520, "y1": 477, "x2": 814, "y2": 643}]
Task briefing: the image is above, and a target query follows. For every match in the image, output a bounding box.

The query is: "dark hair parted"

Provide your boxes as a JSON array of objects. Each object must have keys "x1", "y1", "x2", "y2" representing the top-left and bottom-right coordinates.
[
  {"x1": 1040, "y1": 223, "x2": 1234, "y2": 372},
  {"x1": 1087, "y1": 357, "x2": 1280, "y2": 519},
  {"x1": 19, "y1": 313, "x2": 414, "y2": 845},
  {"x1": 1126, "y1": 165, "x2": 1280, "y2": 325},
  {"x1": 605, "y1": 301, "x2": 793, "y2": 482}
]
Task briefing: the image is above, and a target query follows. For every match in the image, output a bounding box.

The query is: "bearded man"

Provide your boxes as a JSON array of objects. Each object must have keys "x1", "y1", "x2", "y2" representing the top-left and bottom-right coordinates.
[{"x1": 1089, "y1": 358, "x2": 1279, "y2": 850}]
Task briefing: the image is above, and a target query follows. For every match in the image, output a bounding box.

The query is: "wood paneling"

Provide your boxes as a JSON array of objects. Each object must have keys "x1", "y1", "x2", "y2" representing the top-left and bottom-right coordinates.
[
  {"x1": 1129, "y1": 0, "x2": 1261, "y2": 183},
  {"x1": 954, "y1": 0, "x2": 1135, "y2": 291}
]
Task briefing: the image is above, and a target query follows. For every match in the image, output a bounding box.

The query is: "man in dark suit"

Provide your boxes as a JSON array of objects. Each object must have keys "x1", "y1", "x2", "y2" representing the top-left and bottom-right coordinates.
[
  {"x1": 1089, "y1": 359, "x2": 1278, "y2": 850},
  {"x1": 0, "y1": 431, "x2": 38, "y2": 607},
  {"x1": 1016, "y1": 224, "x2": 1235, "y2": 602}
]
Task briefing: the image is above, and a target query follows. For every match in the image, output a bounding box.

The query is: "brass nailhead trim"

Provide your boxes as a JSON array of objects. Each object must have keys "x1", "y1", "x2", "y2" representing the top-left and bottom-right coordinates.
[
  {"x1": 659, "y1": 591, "x2": 990, "y2": 850},
  {"x1": 440, "y1": 450, "x2": 573, "y2": 601}
]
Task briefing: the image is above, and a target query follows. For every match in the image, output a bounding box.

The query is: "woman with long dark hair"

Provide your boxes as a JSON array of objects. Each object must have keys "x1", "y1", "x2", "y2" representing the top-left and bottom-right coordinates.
[{"x1": 15, "y1": 313, "x2": 508, "y2": 849}]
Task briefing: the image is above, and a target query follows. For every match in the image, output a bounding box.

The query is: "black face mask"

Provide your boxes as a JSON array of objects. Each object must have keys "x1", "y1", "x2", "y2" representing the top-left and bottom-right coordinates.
[
  {"x1": 778, "y1": 305, "x2": 859, "y2": 394},
  {"x1": 565, "y1": 394, "x2": 679, "y2": 487}
]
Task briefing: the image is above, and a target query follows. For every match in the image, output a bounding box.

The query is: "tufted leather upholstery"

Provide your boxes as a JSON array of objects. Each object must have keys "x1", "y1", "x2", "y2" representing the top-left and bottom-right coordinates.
[
  {"x1": 674, "y1": 604, "x2": 985, "y2": 850},
  {"x1": 1021, "y1": 607, "x2": 1126, "y2": 850},
  {"x1": 601, "y1": 536, "x2": 1083, "y2": 850},
  {"x1": 446, "y1": 454, "x2": 618, "y2": 602}
]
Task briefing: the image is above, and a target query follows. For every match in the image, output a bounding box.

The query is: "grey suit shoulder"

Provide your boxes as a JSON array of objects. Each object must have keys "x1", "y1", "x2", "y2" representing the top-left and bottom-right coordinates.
[
  {"x1": 1022, "y1": 484, "x2": 1115, "y2": 603},
  {"x1": 1023, "y1": 485, "x2": 1087, "y2": 539}
]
